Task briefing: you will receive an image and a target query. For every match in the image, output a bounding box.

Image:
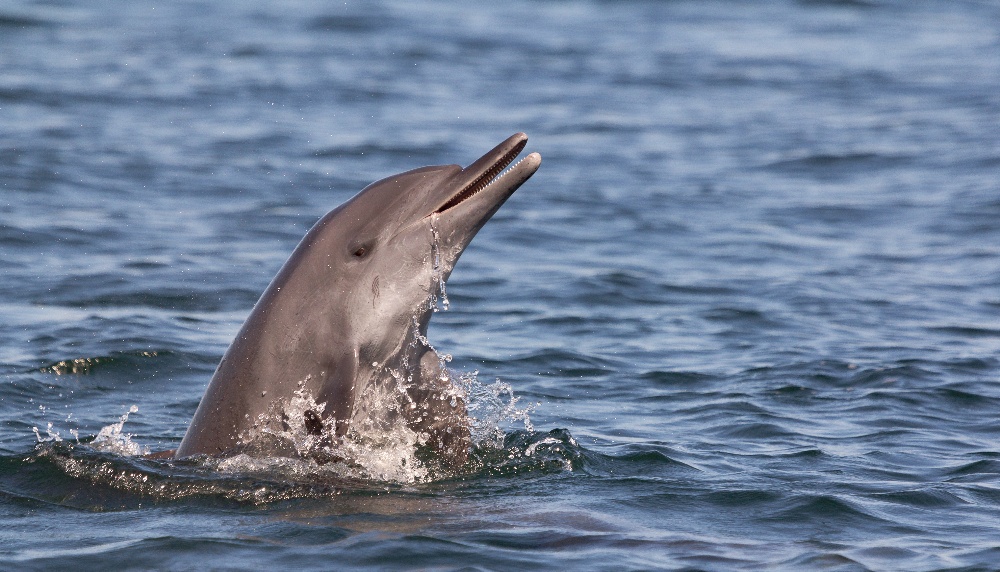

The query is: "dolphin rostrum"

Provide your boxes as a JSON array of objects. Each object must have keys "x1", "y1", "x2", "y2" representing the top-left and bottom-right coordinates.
[{"x1": 174, "y1": 133, "x2": 541, "y2": 464}]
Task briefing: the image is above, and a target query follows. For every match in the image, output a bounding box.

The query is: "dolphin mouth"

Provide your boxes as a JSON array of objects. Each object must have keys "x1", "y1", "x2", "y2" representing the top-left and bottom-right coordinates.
[{"x1": 435, "y1": 134, "x2": 532, "y2": 214}]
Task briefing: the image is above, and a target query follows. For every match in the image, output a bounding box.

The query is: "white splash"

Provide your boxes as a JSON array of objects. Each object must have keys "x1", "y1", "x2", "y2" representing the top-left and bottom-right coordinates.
[
  {"x1": 457, "y1": 371, "x2": 535, "y2": 450},
  {"x1": 230, "y1": 378, "x2": 431, "y2": 483},
  {"x1": 32, "y1": 422, "x2": 63, "y2": 443},
  {"x1": 226, "y1": 345, "x2": 535, "y2": 483},
  {"x1": 90, "y1": 405, "x2": 149, "y2": 456},
  {"x1": 33, "y1": 404, "x2": 148, "y2": 456}
]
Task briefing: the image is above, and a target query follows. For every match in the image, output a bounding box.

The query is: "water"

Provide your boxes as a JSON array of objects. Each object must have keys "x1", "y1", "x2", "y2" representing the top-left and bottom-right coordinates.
[{"x1": 2, "y1": 0, "x2": 1000, "y2": 569}]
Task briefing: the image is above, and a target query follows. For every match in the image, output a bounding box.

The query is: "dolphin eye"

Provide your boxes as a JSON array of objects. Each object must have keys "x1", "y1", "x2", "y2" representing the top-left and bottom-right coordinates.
[{"x1": 352, "y1": 244, "x2": 370, "y2": 258}]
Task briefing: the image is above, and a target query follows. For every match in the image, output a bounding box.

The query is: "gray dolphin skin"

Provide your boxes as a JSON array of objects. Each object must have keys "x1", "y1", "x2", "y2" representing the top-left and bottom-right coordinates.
[{"x1": 174, "y1": 133, "x2": 541, "y2": 461}]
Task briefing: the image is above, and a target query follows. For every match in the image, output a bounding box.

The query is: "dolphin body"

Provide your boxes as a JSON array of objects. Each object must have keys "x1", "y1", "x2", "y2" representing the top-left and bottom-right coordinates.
[{"x1": 174, "y1": 133, "x2": 541, "y2": 463}]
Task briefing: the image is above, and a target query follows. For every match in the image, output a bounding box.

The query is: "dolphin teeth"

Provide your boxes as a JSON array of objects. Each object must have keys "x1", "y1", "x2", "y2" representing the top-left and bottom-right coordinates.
[
  {"x1": 436, "y1": 138, "x2": 527, "y2": 213},
  {"x1": 495, "y1": 155, "x2": 531, "y2": 184}
]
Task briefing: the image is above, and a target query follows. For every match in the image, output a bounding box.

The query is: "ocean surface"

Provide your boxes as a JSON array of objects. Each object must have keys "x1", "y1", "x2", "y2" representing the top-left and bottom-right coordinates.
[{"x1": 2, "y1": 0, "x2": 1000, "y2": 570}]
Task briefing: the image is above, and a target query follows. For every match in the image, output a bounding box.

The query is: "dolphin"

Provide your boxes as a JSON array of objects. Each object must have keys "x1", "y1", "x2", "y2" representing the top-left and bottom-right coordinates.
[{"x1": 174, "y1": 133, "x2": 541, "y2": 464}]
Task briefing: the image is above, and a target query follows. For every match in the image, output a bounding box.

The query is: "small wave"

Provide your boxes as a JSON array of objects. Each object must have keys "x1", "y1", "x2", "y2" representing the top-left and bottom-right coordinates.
[
  {"x1": 640, "y1": 370, "x2": 716, "y2": 388},
  {"x1": 715, "y1": 421, "x2": 799, "y2": 441},
  {"x1": 762, "y1": 151, "x2": 910, "y2": 179},
  {"x1": 310, "y1": 141, "x2": 447, "y2": 160},
  {"x1": 927, "y1": 325, "x2": 1000, "y2": 339},
  {"x1": 584, "y1": 444, "x2": 701, "y2": 477},
  {"x1": 796, "y1": 0, "x2": 876, "y2": 7},
  {"x1": 745, "y1": 359, "x2": 939, "y2": 391},
  {"x1": 868, "y1": 487, "x2": 968, "y2": 509},
  {"x1": 763, "y1": 494, "x2": 892, "y2": 527},
  {"x1": 5, "y1": 539, "x2": 144, "y2": 564},
  {"x1": 944, "y1": 459, "x2": 1000, "y2": 479},
  {"x1": 306, "y1": 14, "x2": 386, "y2": 33},
  {"x1": 701, "y1": 489, "x2": 784, "y2": 508},
  {"x1": 847, "y1": 363, "x2": 936, "y2": 386},
  {"x1": 505, "y1": 348, "x2": 618, "y2": 378},
  {"x1": 468, "y1": 429, "x2": 584, "y2": 477},
  {"x1": 777, "y1": 552, "x2": 866, "y2": 569},
  {"x1": 766, "y1": 152, "x2": 879, "y2": 169},
  {"x1": 0, "y1": 12, "x2": 51, "y2": 28},
  {"x1": 572, "y1": 271, "x2": 672, "y2": 307},
  {"x1": 37, "y1": 351, "x2": 164, "y2": 376},
  {"x1": 49, "y1": 285, "x2": 259, "y2": 312},
  {"x1": 704, "y1": 306, "x2": 784, "y2": 329}
]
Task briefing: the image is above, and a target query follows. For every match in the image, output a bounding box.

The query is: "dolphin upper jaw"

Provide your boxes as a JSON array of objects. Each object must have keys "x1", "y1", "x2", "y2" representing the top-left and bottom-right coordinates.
[{"x1": 434, "y1": 133, "x2": 529, "y2": 213}]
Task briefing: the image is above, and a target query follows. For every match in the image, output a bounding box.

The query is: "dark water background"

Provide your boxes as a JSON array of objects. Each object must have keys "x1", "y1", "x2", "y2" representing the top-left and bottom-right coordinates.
[{"x1": 3, "y1": 0, "x2": 1000, "y2": 569}]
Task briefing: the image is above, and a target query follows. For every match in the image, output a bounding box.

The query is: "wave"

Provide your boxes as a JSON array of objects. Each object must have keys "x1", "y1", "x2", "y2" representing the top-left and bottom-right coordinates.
[
  {"x1": 0, "y1": 427, "x2": 584, "y2": 510},
  {"x1": 1, "y1": 359, "x2": 580, "y2": 509}
]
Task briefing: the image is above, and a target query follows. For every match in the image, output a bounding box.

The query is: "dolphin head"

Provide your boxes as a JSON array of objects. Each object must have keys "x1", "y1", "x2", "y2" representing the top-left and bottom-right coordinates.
[
  {"x1": 175, "y1": 133, "x2": 540, "y2": 460},
  {"x1": 320, "y1": 133, "x2": 541, "y2": 356}
]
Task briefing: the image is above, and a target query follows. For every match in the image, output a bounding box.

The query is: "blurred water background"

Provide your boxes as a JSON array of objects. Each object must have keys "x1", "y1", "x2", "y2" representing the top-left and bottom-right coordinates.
[{"x1": 2, "y1": 0, "x2": 1000, "y2": 569}]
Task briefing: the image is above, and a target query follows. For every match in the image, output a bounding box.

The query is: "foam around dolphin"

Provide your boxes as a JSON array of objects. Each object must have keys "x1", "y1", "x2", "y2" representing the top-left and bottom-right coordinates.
[{"x1": 174, "y1": 133, "x2": 541, "y2": 464}]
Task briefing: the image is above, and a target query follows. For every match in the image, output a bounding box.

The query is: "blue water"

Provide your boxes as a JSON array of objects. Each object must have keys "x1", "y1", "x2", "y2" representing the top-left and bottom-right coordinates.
[{"x1": 3, "y1": 0, "x2": 1000, "y2": 569}]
